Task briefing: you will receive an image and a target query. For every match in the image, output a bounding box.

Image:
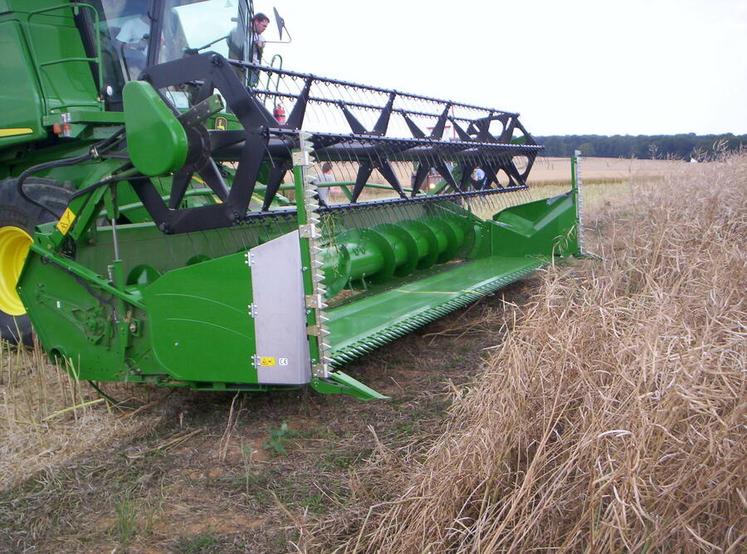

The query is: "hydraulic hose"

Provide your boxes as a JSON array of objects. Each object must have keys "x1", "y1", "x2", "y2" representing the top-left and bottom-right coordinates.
[{"x1": 14, "y1": 128, "x2": 127, "y2": 218}]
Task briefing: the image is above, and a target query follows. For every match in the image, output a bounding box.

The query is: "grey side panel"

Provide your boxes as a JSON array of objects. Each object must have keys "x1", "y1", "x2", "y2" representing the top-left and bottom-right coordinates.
[{"x1": 250, "y1": 231, "x2": 311, "y2": 385}]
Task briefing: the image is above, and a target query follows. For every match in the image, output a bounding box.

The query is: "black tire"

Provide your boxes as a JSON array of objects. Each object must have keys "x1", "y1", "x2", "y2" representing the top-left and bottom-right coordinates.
[{"x1": 0, "y1": 178, "x2": 71, "y2": 346}]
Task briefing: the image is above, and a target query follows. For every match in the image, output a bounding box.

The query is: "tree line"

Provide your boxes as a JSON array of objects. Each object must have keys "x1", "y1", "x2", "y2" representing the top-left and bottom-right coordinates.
[{"x1": 533, "y1": 133, "x2": 746, "y2": 160}]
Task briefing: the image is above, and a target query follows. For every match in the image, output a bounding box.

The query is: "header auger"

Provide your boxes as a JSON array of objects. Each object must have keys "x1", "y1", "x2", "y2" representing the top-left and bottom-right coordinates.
[{"x1": 0, "y1": 1, "x2": 581, "y2": 399}]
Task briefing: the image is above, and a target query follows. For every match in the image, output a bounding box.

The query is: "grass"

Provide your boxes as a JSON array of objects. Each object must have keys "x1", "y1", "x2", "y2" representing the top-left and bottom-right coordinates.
[
  {"x1": 113, "y1": 494, "x2": 138, "y2": 547},
  {"x1": 303, "y1": 154, "x2": 747, "y2": 552},
  {"x1": 171, "y1": 533, "x2": 220, "y2": 553}
]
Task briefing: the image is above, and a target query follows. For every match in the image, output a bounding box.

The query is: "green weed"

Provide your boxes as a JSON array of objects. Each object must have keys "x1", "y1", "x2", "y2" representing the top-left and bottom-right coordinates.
[
  {"x1": 263, "y1": 422, "x2": 291, "y2": 456},
  {"x1": 172, "y1": 533, "x2": 220, "y2": 553},
  {"x1": 113, "y1": 494, "x2": 138, "y2": 547}
]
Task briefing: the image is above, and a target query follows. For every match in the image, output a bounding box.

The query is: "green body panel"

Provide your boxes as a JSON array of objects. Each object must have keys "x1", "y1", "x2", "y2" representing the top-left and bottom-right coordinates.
[
  {"x1": 142, "y1": 252, "x2": 258, "y2": 384},
  {"x1": 0, "y1": 0, "x2": 109, "y2": 182},
  {"x1": 492, "y1": 193, "x2": 579, "y2": 257},
  {"x1": 0, "y1": 1, "x2": 100, "y2": 146},
  {"x1": 43, "y1": 111, "x2": 125, "y2": 125},
  {"x1": 24, "y1": 8, "x2": 99, "y2": 113},
  {"x1": 18, "y1": 249, "x2": 129, "y2": 381},
  {"x1": 0, "y1": 20, "x2": 47, "y2": 147},
  {"x1": 75, "y1": 215, "x2": 298, "y2": 279},
  {"x1": 123, "y1": 82, "x2": 188, "y2": 176}
]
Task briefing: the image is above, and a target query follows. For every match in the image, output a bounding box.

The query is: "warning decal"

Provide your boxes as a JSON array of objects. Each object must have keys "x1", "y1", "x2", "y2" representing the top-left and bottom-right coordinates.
[
  {"x1": 56, "y1": 208, "x2": 76, "y2": 235},
  {"x1": 259, "y1": 356, "x2": 276, "y2": 367}
]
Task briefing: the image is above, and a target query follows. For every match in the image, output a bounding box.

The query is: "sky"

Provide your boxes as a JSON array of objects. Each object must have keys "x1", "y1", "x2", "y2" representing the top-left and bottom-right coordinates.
[{"x1": 251, "y1": 0, "x2": 747, "y2": 136}]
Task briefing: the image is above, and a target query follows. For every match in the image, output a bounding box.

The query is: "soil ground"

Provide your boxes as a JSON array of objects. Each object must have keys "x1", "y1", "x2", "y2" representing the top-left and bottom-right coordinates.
[{"x1": 0, "y1": 280, "x2": 536, "y2": 553}]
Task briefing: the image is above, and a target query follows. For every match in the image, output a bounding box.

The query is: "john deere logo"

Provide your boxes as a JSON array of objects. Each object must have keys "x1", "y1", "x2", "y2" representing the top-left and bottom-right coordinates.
[{"x1": 215, "y1": 116, "x2": 228, "y2": 131}]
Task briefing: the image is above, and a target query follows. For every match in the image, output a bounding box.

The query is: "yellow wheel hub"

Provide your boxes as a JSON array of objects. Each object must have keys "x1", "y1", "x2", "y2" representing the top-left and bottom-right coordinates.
[{"x1": 0, "y1": 226, "x2": 32, "y2": 316}]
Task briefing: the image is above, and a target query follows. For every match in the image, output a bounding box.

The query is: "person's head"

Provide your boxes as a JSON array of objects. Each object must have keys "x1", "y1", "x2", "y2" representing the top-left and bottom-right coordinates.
[
  {"x1": 322, "y1": 162, "x2": 333, "y2": 174},
  {"x1": 252, "y1": 13, "x2": 270, "y2": 34}
]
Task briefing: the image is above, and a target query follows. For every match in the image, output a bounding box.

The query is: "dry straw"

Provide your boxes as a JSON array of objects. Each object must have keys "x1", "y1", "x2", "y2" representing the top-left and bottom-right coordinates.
[
  {"x1": 309, "y1": 154, "x2": 747, "y2": 553},
  {"x1": 0, "y1": 348, "x2": 155, "y2": 490}
]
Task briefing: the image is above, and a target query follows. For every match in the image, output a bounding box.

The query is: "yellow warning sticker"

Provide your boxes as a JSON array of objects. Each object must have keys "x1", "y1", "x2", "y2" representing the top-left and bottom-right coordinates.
[
  {"x1": 259, "y1": 356, "x2": 276, "y2": 367},
  {"x1": 56, "y1": 207, "x2": 76, "y2": 235}
]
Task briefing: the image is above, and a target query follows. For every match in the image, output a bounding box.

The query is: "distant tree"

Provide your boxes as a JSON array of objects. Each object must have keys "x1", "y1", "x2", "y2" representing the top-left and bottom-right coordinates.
[
  {"x1": 533, "y1": 133, "x2": 747, "y2": 159},
  {"x1": 577, "y1": 142, "x2": 595, "y2": 156}
]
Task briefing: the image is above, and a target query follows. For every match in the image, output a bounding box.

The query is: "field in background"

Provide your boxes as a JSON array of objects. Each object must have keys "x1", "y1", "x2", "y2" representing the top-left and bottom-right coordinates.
[
  {"x1": 529, "y1": 155, "x2": 685, "y2": 184},
  {"x1": 1, "y1": 156, "x2": 744, "y2": 552}
]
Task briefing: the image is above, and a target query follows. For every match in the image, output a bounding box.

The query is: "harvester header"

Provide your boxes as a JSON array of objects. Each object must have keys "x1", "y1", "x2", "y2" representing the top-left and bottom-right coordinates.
[{"x1": 0, "y1": 1, "x2": 581, "y2": 400}]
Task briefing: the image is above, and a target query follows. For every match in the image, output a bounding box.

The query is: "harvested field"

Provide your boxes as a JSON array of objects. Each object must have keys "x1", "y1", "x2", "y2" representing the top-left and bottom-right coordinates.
[
  {"x1": 307, "y1": 154, "x2": 747, "y2": 552},
  {"x1": 529, "y1": 156, "x2": 684, "y2": 184},
  {"x1": 1, "y1": 155, "x2": 745, "y2": 553}
]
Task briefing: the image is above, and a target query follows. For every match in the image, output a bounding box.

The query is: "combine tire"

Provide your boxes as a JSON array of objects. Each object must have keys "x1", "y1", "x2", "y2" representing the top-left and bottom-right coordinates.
[{"x1": 0, "y1": 178, "x2": 71, "y2": 346}]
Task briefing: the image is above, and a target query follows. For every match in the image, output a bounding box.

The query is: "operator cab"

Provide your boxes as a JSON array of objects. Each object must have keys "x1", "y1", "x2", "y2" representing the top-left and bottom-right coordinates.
[{"x1": 79, "y1": 0, "x2": 253, "y2": 109}]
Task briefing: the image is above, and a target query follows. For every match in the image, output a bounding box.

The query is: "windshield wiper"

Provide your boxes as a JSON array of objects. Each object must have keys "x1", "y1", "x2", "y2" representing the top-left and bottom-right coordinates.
[{"x1": 185, "y1": 35, "x2": 229, "y2": 55}]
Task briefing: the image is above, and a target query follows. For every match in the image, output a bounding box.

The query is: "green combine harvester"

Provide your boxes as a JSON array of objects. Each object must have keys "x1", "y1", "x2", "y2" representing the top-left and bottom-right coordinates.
[{"x1": 0, "y1": 0, "x2": 582, "y2": 399}]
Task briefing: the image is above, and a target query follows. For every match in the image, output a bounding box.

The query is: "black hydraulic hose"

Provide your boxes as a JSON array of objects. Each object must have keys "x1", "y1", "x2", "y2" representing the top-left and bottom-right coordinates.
[
  {"x1": 91, "y1": 126, "x2": 127, "y2": 153},
  {"x1": 70, "y1": 166, "x2": 149, "y2": 200},
  {"x1": 87, "y1": 380, "x2": 122, "y2": 406},
  {"x1": 16, "y1": 152, "x2": 94, "y2": 219},
  {"x1": 14, "y1": 128, "x2": 127, "y2": 219}
]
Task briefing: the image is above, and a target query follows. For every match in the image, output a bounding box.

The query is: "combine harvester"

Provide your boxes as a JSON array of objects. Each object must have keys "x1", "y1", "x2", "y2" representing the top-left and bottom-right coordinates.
[{"x1": 0, "y1": 0, "x2": 582, "y2": 399}]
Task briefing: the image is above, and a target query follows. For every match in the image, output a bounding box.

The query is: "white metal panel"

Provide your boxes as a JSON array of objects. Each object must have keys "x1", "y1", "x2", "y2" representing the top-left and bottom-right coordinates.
[{"x1": 250, "y1": 231, "x2": 311, "y2": 384}]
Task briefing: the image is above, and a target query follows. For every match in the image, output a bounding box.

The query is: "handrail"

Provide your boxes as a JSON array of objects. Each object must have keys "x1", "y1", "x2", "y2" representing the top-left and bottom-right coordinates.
[
  {"x1": 26, "y1": 2, "x2": 103, "y2": 114},
  {"x1": 262, "y1": 54, "x2": 284, "y2": 95}
]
